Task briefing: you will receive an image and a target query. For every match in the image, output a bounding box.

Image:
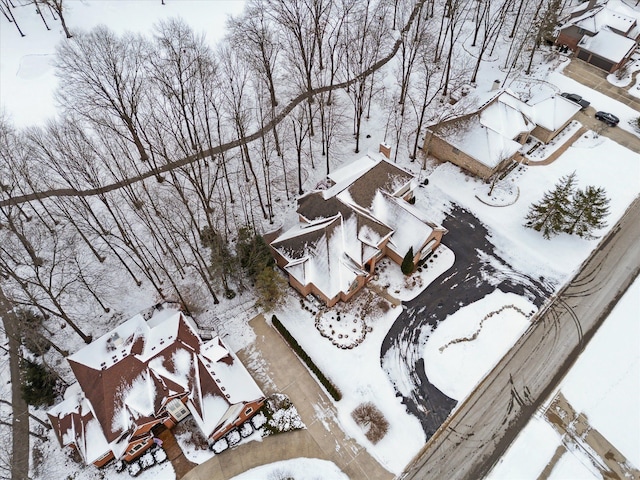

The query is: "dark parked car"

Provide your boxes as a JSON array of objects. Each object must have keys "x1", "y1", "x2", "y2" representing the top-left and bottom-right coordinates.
[
  {"x1": 595, "y1": 111, "x2": 619, "y2": 126},
  {"x1": 560, "y1": 92, "x2": 590, "y2": 110}
]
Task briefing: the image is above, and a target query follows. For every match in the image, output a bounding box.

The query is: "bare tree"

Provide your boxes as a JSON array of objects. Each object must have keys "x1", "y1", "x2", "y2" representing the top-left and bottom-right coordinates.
[
  {"x1": 39, "y1": 0, "x2": 71, "y2": 37},
  {"x1": 0, "y1": 0, "x2": 25, "y2": 37},
  {"x1": 55, "y1": 26, "x2": 151, "y2": 162}
]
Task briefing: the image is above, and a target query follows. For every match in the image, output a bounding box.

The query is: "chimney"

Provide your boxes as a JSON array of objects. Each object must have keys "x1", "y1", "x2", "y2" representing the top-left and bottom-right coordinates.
[
  {"x1": 379, "y1": 142, "x2": 391, "y2": 159},
  {"x1": 491, "y1": 79, "x2": 501, "y2": 91}
]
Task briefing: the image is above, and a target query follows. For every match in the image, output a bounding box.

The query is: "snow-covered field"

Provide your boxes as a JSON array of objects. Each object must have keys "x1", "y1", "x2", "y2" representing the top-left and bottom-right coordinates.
[
  {"x1": 0, "y1": 0, "x2": 246, "y2": 127},
  {"x1": 488, "y1": 277, "x2": 640, "y2": 479},
  {"x1": 1, "y1": 0, "x2": 639, "y2": 479}
]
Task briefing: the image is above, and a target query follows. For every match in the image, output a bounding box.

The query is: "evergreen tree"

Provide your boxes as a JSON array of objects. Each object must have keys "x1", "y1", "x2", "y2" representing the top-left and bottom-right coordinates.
[
  {"x1": 21, "y1": 360, "x2": 58, "y2": 407},
  {"x1": 566, "y1": 186, "x2": 610, "y2": 239},
  {"x1": 524, "y1": 172, "x2": 577, "y2": 239},
  {"x1": 401, "y1": 247, "x2": 415, "y2": 275},
  {"x1": 255, "y1": 266, "x2": 287, "y2": 311}
]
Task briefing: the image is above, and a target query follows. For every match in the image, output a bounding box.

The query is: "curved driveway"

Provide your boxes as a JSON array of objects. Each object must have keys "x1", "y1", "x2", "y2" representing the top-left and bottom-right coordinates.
[{"x1": 381, "y1": 206, "x2": 552, "y2": 440}]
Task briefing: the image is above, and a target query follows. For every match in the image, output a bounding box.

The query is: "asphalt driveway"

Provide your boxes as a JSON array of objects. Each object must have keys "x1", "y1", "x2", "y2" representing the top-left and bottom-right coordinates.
[{"x1": 380, "y1": 205, "x2": 553, "y2": 440}]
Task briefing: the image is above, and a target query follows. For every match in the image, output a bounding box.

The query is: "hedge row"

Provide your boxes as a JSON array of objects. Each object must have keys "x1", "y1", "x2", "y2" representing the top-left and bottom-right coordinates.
[{"x1": 271, "y1": 315, "x2": 342, "y2": 401}]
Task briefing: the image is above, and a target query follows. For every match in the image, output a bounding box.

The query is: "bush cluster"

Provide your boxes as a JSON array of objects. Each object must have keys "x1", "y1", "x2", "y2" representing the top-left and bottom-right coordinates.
[{"x1": 271, "y1": 315, "x2": 342, "y2": 401}]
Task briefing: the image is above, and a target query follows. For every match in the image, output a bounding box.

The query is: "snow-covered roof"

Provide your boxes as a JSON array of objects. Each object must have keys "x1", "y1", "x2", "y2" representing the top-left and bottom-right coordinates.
[
  {"x1": 578, "y1": 28, "x2": 636, "y2": 63},
  {"x1": 49, "y1": 310, "x2": 264, "y2": 464},
  {"x1": 527, "y1": 95, "x2": 582, "y2": 132},
  {"x1": 440, "y1": 114, "x2": 522, "y2": 168},
  {"x1": 272, "y1": 214, "x2": 372, "y2": 300},
  {"x1": 479, "y1": 93, "x2": 535, "y2": 141},
  {"x1": 569, "y1": 4, "x2": 637, "y2": 35},
  {"x1": 431, "y1": 92, "x2": 534, "y2": 169},
  {"x1": 367, "y1": 192, "x2": 435, "y2": 257},
  {"x1": 272, "y1": 155, "x2": 442, "y2": 302}
]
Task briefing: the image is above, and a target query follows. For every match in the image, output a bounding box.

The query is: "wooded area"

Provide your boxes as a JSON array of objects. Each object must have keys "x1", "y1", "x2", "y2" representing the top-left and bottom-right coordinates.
[{"x1": 0, "y1": 0, "x2": 560, "y2": 351}]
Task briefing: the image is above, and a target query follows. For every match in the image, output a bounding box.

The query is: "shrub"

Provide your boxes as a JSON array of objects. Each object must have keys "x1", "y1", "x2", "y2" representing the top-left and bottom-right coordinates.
[
  {"x1": 634, "y1": 116, "x2": 640, "y2": 134},
  {"x1": 401, "y1": 247, "x2": 415, "y2": 275},
  {"x1": 271, "y1": 316, "x2": 342, "y2": 401},
  {"x1": 351, "y1": 402, "x2": 389, "y2": 444}
]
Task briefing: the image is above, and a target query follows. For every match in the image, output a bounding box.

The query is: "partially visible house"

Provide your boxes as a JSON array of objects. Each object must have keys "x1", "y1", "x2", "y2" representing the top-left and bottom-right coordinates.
[
  {"x1": 270, "y1": 152, "x2": 446, "y2": 307},
  {"x1": 48, "y1": 310, "x2": 265, "y2": 467},
  {"x1": 576, "y1": 28, "x2": 637, "y2": 73},
  {"x1": 556, "y1": 0, "x2": 639, "y2": 72},
  {"x1": 424, "y1": 91, "x2": 535, "y2": 180},
  {"x1": 424, "y1": 91, "x2": 581, "y2": 179}
]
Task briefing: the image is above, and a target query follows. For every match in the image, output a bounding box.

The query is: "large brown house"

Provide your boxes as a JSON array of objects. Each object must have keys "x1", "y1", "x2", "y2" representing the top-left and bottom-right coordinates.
[
  {"x1": 47, "y1": 310, "x2": 265, "y2": 467},
  {"x1": 270, "y1": 153, "x2": 446, "y2": 307}
]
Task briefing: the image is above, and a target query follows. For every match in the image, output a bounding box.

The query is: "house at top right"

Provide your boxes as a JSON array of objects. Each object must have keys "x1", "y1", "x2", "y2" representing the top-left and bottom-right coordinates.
[{"x1": 555, "y1": 0, "x2": 640, "y2": 73}]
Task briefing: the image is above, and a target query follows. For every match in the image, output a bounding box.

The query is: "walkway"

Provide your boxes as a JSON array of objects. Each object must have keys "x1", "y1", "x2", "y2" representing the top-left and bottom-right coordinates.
[
  {"x1": 156, "y1": 426, "x2": 197, "y2": 479},
  {"x1": 183, "y1": 315, "x2": 393, "y2": 480}
]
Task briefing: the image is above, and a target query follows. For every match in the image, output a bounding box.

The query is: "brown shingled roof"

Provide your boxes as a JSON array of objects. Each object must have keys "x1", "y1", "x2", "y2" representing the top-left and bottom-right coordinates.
[{"x1": 347, "y1": 161, "x2": 413, "y2": 209}]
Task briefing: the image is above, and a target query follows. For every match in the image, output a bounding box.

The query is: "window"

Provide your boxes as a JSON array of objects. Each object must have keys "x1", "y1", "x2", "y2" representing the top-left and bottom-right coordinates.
[
  {"x1": 452, "y1": 147, "x2": 460, "y2": 154},
  {"x1": 167, "y1": 398, "x2": 190, "y2": 421},
  {"x1": 127, "y1": 442, "x2": 144, "y2": 456}
]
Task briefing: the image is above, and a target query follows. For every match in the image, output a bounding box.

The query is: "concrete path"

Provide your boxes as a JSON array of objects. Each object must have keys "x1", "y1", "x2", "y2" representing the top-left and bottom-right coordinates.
[
  {"x1": 157, "y1": 426, "x2": 197, "y2": 478},
  {"x1": 563, "y1": 58, "x2": 640, "y2": 111},
  {"x1": 182, "y1": 315, "x2": 393, "y2": 480}
]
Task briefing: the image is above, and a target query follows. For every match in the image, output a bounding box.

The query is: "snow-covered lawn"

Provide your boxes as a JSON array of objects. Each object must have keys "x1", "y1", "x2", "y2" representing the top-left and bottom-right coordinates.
[
  {"x1": 487, "y1": 276, "x2": 640, "y2": 479},
  {"x1": 423, "y1": 290, "x2": 536, "y2": 401},
  {"x1": 229, "y1": 457, "x2": 348, "y2": 480},
  {"x1": 424, "y1": 133, "x2": 640, "y2": 287}
]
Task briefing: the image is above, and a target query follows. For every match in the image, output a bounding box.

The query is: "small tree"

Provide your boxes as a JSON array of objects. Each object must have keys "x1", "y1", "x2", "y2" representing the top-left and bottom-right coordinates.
[
  {"x1": 401, "y1": 247, "x2": 415, "y2": 275},
  {"x1": 21, "y1": 360, "x2": 58, "y2": 407},
  {"x1": 351, "y1": 402, "x2": 389, "y2": 444},
  {"x1": 255, "y1": 267, "x2": 287, "y2": 311},
  {"x1": 565, "y1": 186, "x2": 610, "y2": 239},
  {"x1": 633, "y1": 116, "x2": 640, "y2": 134},
  {"x1": 524, "y1": 172, "x2": 577, "y2": 239}
]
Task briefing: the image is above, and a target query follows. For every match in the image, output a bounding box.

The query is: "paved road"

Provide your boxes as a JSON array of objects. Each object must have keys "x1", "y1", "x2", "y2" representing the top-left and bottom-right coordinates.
[
  {"x1": 562, "y1": 58, "x2": 640, "y2": 111},
  {"x1": 381, "y1": 206, "x2": 552, "y2": 440},
  {"x1": 0, "y1": 288, "x2": 30, "y2": 480},
  {"x1": 401, "y1": 196, "x2": 640, "y2": 480}
]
